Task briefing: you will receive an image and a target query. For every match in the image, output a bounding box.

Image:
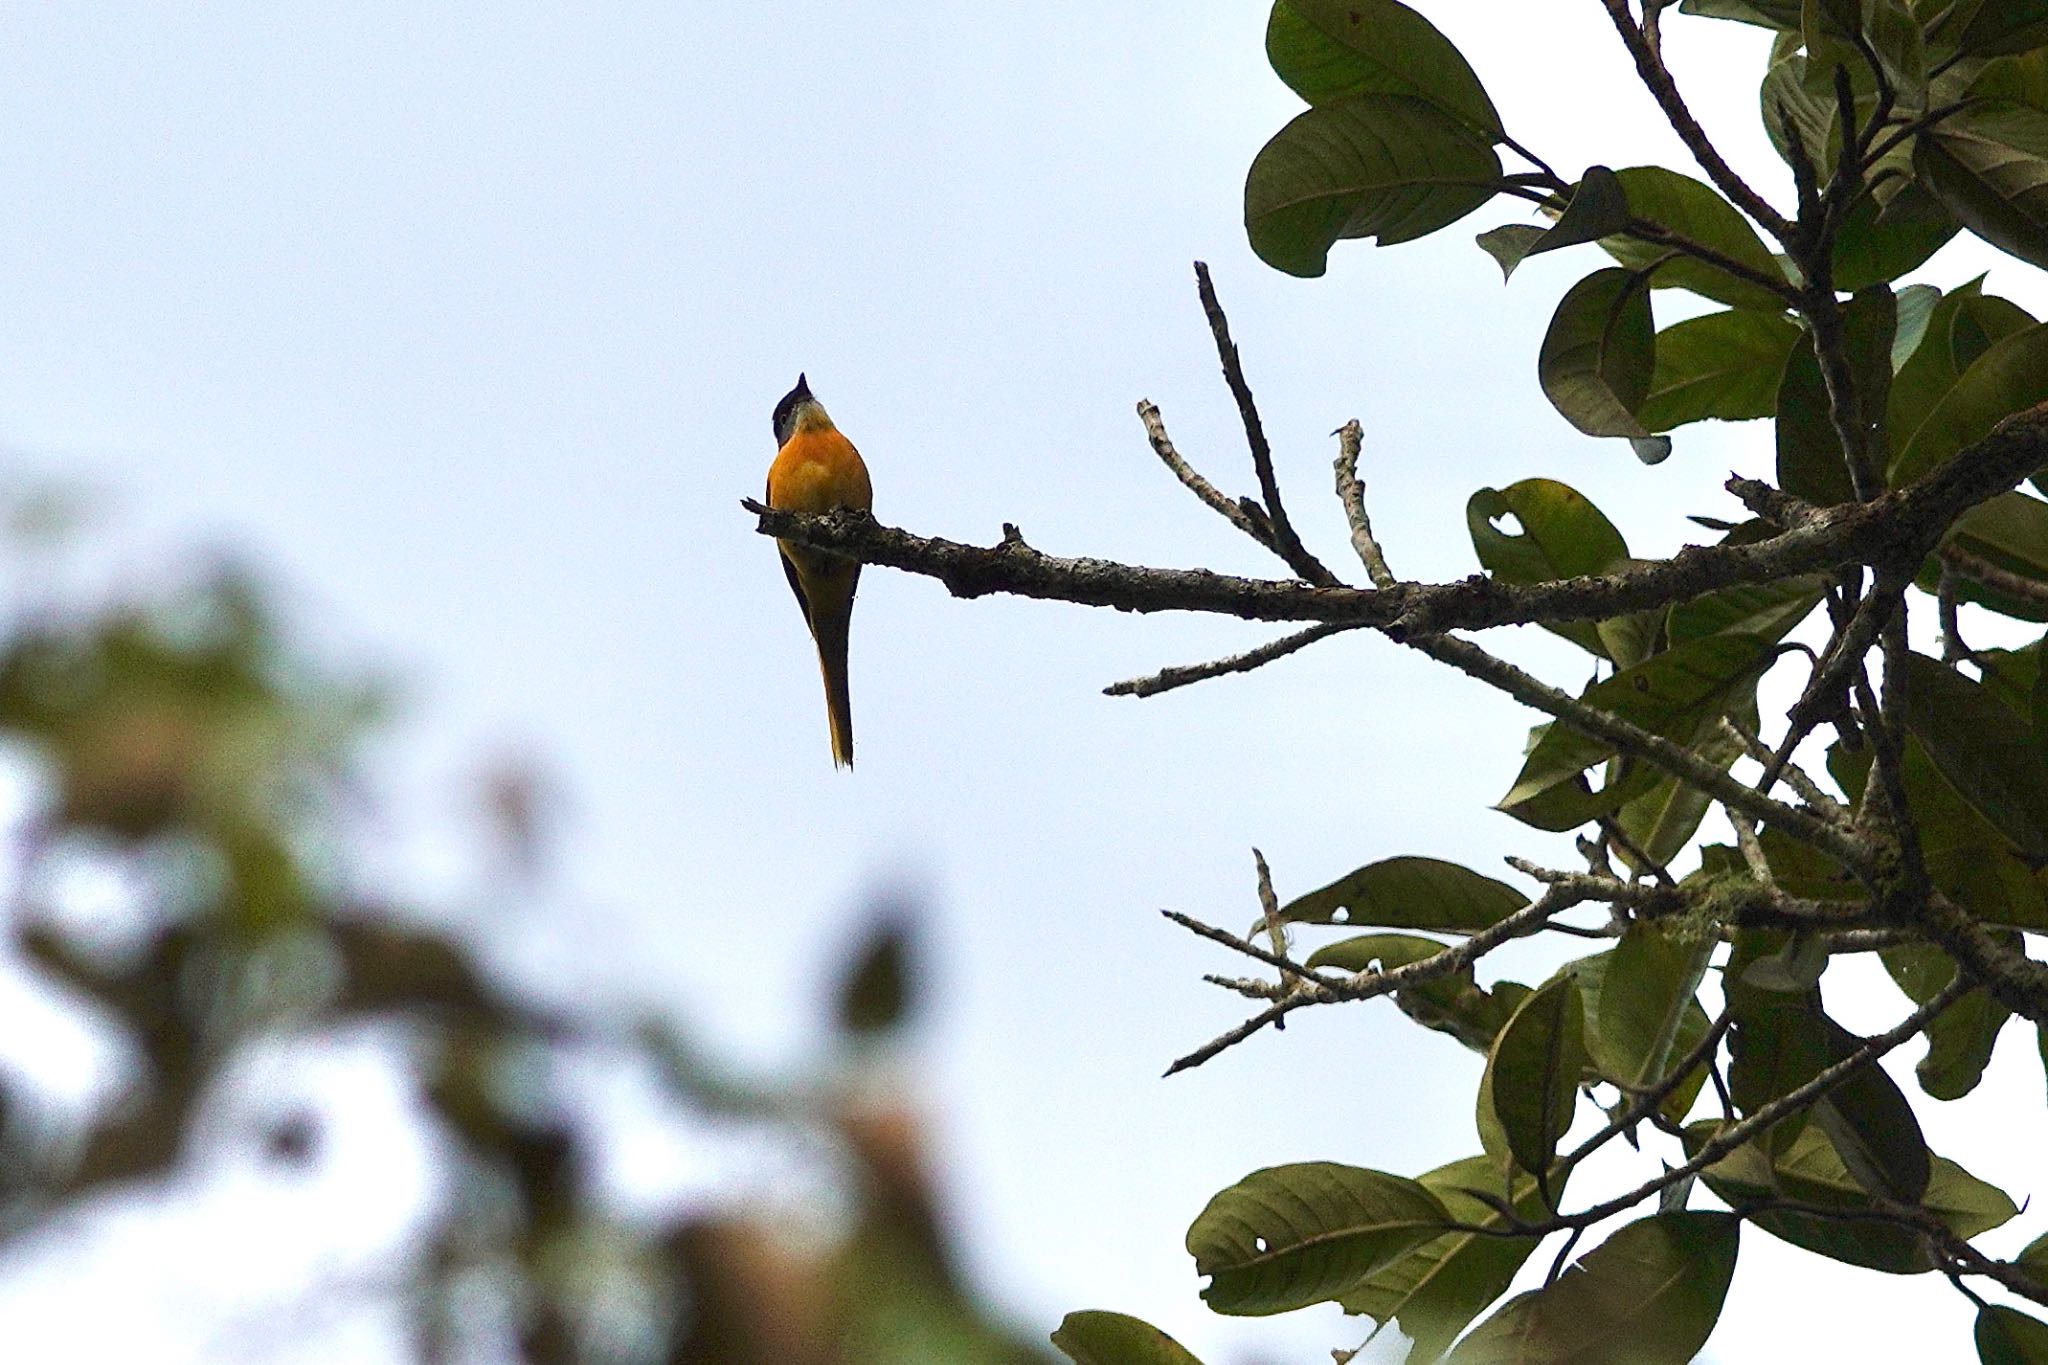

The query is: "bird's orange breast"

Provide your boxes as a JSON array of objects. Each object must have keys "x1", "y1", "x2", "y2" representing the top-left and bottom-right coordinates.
[{"x1": 768, "y1": 427, "x2": 873, "y2": 515}]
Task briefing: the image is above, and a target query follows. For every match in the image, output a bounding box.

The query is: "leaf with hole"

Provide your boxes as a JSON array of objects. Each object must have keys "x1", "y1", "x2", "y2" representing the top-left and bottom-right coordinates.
[
  {"x1": 1279, "y1": 856, "x2": 1528, "y2": 930},
  {"x1": 1341, "y1": 1156, "x2": 1560, "y2": 1365},
  {"x1": 1468, "y1": 478, "x2": 1640, "y2": 659},
  {"x1": 1187, "y1": 1163, "x2": 1451, "y2": 1316}
]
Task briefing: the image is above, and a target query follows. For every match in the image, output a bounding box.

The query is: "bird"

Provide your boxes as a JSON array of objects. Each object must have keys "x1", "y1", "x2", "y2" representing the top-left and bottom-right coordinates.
[{"x1": 767, "y1": 374, "x2": 873, "y2": 768}]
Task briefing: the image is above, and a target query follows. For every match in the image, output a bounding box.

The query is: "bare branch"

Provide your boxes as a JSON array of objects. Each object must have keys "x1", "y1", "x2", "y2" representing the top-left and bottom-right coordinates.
[
  {"x1": 1195, "y1": 262, "x2": 1339, "y2": 587},
  {"x1": 1940, "y1": 542, "x2": 2048, "y2": 614},
  {"x1": 1136, "y1": 399, "x2": 1275, "y2": 547},
  {"x1": 1332, "y1": 420, "x2": 1397, "y2": 590}
]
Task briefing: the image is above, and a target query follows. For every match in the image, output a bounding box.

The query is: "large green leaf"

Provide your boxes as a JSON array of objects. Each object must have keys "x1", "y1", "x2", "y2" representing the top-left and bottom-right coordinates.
[
  {"x1": 1902, "y1": 738, "x2": 2048, "y2": 929},
  {"x1": 1898, "y1": 651, "x2": 2048, "y2": 859},
  {"x1": 1445, "y1": 1213, "x2": 1738, "y2": 1365},
  {"x1": 1810, "y1": 1016, "x2": 1933, "y2": 1203},
  {"x1": 1890, "y1": 323, "x2": 2048, "y2": 484},
  {"x1": 1539, "y1": 268, "x2": 1657, "y2": 438},
  {"x1": 1776, "y1": 288, "x2": 1895, "y2": 506},
  {"x1": 1265, "y1": 0, "x2": 1502, "y2": 137},
  {"x1": 1245, "y1": 94, "x2": 1503, "y2": 276},
  {"x1": 1979, "y1": 1306, "x2": 2048, "y2": 1365},
  {"x1": 1188, "y1": 1163, "x2": 1451, "y2": 1315},
  {"x1": 1477, "y1": 976, "x2": 1585, "y2": 1176},
  {"x1": 1498, "y1": 634, "x2": 1775, "y2": 829},
  {"x1": 1638, "y1": 308, "x2": 1802, "y2": 430},
  {"x1": 1598, "y1": 166, "x2": 1788, "y2": 310},
  {"x1": 1279, "y1": 856, "x2": 1528, "y2": 930},
  {"x1": 1608, "y1": 705, "x2": 1748, "y2": 879},
  {"x1": 1666, "y1": 573, "x2": 1826, "y2": 646},
  {"x1": 1467, "y1": 478, "x2": 1641, "y2": 660},
  {"x1": 1573, "y1": 928, "x2": 1715, "y2": 1121},
  {"x1": 1832, "y1": 188, "x2": 1960, "y2": 292},
  {"x1": 1689, "y1": 1122, "x2": 2016, "y2": 1272},
  {"x1": 1341, "y1": 1157, "x2": 1557, "y2": 1365},
  {"x1": 1051, "y1": 1311, "x2": 1206, "y2": 1365},
  {"x1": 1916, "y1": 100, "x2": 2048, "y2": 271}
]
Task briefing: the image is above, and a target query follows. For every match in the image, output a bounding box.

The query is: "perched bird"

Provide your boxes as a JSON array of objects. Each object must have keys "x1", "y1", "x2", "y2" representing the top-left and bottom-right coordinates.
[{"x1": 767, "y1": 374, "x2": 873, "y2": 767}]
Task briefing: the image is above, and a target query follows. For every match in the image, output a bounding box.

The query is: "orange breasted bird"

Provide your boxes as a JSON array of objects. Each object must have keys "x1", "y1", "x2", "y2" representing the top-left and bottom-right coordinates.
[{"x1": 768, "y1": 374, "x2": 873, "y2": 767}]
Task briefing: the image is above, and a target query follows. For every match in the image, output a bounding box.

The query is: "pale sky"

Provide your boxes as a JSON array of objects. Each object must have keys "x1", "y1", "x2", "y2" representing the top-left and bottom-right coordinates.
[{"x1": 0, "y1": 4, "x2": 2042, "y2": 1362}]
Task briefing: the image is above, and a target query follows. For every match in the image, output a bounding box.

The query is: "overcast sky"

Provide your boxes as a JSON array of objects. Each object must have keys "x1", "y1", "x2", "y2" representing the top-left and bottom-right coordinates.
[{"x1": 0, "y1": 4, "x2": 2043, "y2": 1362}]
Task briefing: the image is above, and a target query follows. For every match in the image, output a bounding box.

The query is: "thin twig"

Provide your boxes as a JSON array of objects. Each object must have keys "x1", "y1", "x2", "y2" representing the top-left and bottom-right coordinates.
[
  {"x1": 1941, "y1": 542, "x2": 2048, "y2": 614},
  {"x1": 1136, "y1": 399, "x2": 1275, "y2": 547},
  {"x1": 1194, "y1": 262, "x2": 1338, "y2": 587},
  {"x1": 1252, "y1": 848, "x2": 1305, "y2": 1014},
  {"x1": 1332, "y1": 420, "x2": 1397, "y2": 590},
  {"x1": 1104, "y1": 623, "x2": 1351, "y2": 698}
]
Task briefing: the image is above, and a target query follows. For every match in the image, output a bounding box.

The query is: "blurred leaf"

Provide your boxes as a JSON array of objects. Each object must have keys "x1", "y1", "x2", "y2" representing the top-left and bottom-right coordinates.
[
  {"x1": 837, "y1": 915, "x2": 917, "y2": 1037},
  {"x1": 1638, "y1": 308, "x2": 1801, "y2": 430},
  {"x1": 1980, "y1": 1306, "x2": 2048, "y2": 1364},
  {"x1": 1264, "y1": 0, "x2": 1501, "y2": 137},
  {"x1": 1280, "y1": 856, "x2": 1528, "y2": 930},
  {"x1": 1446, "y1": 1213, "x2": 1738, "y2": 1365},
  {"x1": 1341, "y1": 1157, "x2": 1558, "y2": 1365},
  {"x1": 1477, "y1": 976, "x2": 1585, "y2": 1175},
  {"x1": 1539, "y1": 267, "x2": 1656, "y2": 437},
  {"x1": 1954, "y1": 0, "x2": 2048, "y2": 58},
  {"x1": 1188, "y1": 1163, "x2": 1449, "y2": 1316},
  {"x1": 1681, "y1": 0, "x2": 1802, "y2": 24},
  {"x1": 1598, "y1": 166, "x2": 1788, "y2": 310},
  {"x1": 1245, "y1": 95, "x2": 1502, "y2": 276},
  {"x1": 1050, "y1": 1311, "x2": 1205, "y2": 1364}
]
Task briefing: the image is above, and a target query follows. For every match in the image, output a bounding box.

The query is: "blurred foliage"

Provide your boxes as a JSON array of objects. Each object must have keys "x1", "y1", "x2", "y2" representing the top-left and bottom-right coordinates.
[{"x1": 0, "y1": 535, "x2": 1046, "y2": 1364}]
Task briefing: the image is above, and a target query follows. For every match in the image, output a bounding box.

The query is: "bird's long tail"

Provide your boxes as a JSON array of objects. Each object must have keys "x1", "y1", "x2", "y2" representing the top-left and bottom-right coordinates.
[{"x1": 809, "y1": 571, "x2": 857, "y2": 768}]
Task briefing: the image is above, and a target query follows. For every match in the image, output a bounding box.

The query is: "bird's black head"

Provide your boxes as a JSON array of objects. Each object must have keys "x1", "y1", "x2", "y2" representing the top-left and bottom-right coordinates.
[{"x1": 772, "y1": 373, "x2": 815, "y2": 446}]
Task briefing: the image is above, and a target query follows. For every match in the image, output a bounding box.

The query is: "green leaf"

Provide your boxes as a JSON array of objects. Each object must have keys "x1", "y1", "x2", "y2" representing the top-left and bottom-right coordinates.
[
  {"x1": 1898, "y1": 651, "x2": 2048, "y2": 859},
  {"x1": 1539, "y1": 267, "x2": 1657, "y2": 438},
  {"x1": 1188, "y1": 1163, "x2": 1451, "y2": 1316},
  {"x1": 1776, "y1": 287, "x2": 1896, "y2": 506},
  {"x1": 1598, "y1": 166, "x2": 1788, "y2": 310},
  {"x1": 1916, "y1": 100, "x2": 2048, "y2": 271},
  {"x1": 1681, "y1": 0, "x2": 1802, "y2": 25},
  {"x1": 1265, "y1": 0, "x2": 1502, "y2": 137},
  {"x1": 1667, "y1": 572, "x2": 1826, "y2": 647},
  {"x1": 1576, "y1": 928, "x2": 1715, "y2": 1114},
  {"x1": 1608, "y1": 709, "x2": 1745, "y2": 878},
  {"x1": 1958, "y1": 0, "x2": 2048, "y2": 58},
  {"x1": 1341, "y1": 1157, "x2": 1558, "y2": 1365},
  {"x1": 1498, "y1": 634, "x2": 1775, "y2": 829},
  {"x1": 1446, "y1": 1213, "x2": 1738, "y2": 1365},
  {"x1": 1832, "y1": 189, "x2": 1959, "y2": 292},
  {"x1": 1472, "y1": 168, "x2": 1631, "y2": 280},
  {"x1": 1051, "y1": 1311, "x2": 1205, "y2": 1365},
  {"x1": 1941, "y1": 493, "x2": 2048, "y2": 623},
  {"x1": 1301, "y1": 936, "x2": 1539, "y2": 1055},
  {"x1": 1893, "y1": 282, "x2": 1944, "y2": 368},
  {"x1": 1728, "y1": 997, "x2": 1832, "y2": 1153},
  {"x1": 1810, "y1": 1016, "x2": 1933, "y2": 1202},
  {"x1": 1477, "y1": 976, "x2": 1586, "y2": 1175},
  {"x1": 1639, "y1": 309, "x2": 1802, "y2": 431},
  {"x1": 1902, "y1": 737, "x2": 2048, "y2": 929},
  {"x1": 1979, "y1": 1306, "x2": 2048, "y2": 1364},
  {"x1": 1689, "y1": 1122, "x2": 2015, "y2": 1272},
  {"x1": 2019, "y1": 1228, "x2": 2048, "y2": 1293},
  {"x1": 1890, "y1": 323, "x2": 2048, "y2": 485},
  {"x1": 1279, "y1": 856, "x2": 1528, "y2": 930},
  {"x1": 1881, "y1": 942, "x2": 2012, "y2": 1099},
  {"x1": 1245, "y1": 95, "x2": 1503, "y2": 277},
  {"x1": 1467, "y1": 478, "x2": 1637, "y2": 659}
]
